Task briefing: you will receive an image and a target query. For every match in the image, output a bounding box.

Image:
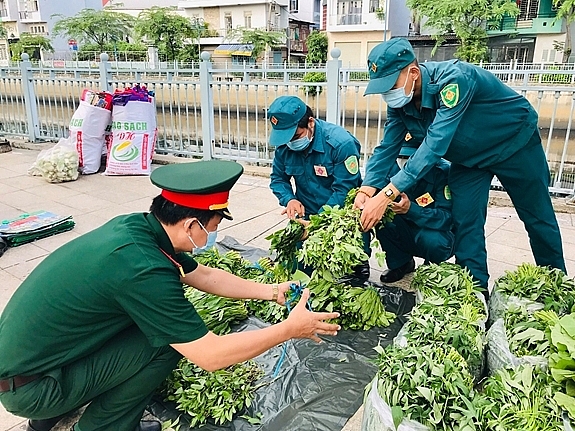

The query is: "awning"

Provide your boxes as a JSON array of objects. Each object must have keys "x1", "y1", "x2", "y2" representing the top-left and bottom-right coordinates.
[{"x1": 213, "y1": 44, "x2": 254, "y2": 57}]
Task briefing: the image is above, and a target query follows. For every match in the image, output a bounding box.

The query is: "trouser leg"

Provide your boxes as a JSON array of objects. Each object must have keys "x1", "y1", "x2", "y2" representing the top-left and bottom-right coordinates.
[
  {"x1": 449, "y1": 164, "x2": 492, "y2": 288},
  {"x1": 1, "y1": 325, "x2": 182, "y2": 431},
  {"x1": 413, "y1": 228, "x2": 454, "y2": 264},
  {"x1": 492, "y1": 134, "x2": 566, "y2": 272},
  {"x1": 376, "y1": 215, "x2": 415, "y2": 269}
]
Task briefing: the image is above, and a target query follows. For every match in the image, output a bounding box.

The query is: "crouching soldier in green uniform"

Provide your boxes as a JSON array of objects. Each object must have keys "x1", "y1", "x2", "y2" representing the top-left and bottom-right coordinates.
[
  {"x1": 0, "y1": 161, "x2": 340, "y2": 431},
  {"x1": 356, "y1": 37, "x2": 566, "y2": 293},
  {"x1": 369, "y1": 141, "x2": 454, "y2": 283},
  {"x1": 269, "y1": 95, "x2": 371, "y2": 279}
]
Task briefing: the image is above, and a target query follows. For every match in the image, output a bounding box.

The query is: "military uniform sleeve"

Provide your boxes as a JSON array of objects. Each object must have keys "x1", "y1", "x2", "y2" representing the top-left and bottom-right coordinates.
[
  {"x1": 176, "y1": 252, "x2": 198, "y2": 274},
  {"x1": 270, "y1": 146, "x2": 297, "y2": 207},
  {"x1": 363, "y1": 107, "x2": 408, "y2": 190},
  {"x1": 115, "y1": 252, "x2": 208, "y2": 347},
  {"x1": 390, "y1": 72, "x2": 477, "y2": 192},
  {"x1": 403, "y1": 162, "x2": 452, "y2": 231},
  {"x1": 324, "y1": 133, "x2": 362, "y2": 208}
]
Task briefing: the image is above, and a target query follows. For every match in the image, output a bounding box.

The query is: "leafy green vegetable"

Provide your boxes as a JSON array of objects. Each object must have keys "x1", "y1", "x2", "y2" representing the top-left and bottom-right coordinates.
[
  {"x1": 163, "y1": 360, "x2": 264, "y2": 428},
  {"x1": 373, "y1": 344, "x2": 483, "y2": 430},
  {"x1": 480, "y1": 364, "x2": 564, "y2": 430},
  {"x1": 504, "y1": 307, "x2": 557, "y2": 358},
  {"x1": 265, "y1": 220, "x2": 305, "y2": 280},
  {"x1": 183, "y1": 286, "x2": 248, "y2": 335},
  {"x1": 495, "y1": 263, "x2": 575, "y2": 314}
]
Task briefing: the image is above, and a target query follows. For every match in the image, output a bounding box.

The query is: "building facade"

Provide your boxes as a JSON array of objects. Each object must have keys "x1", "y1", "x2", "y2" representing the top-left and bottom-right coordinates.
[
  {"x1": 321, "y1": 0, "x2": 411, "y2": 67},
  {"x1": 0, "y1": 0, "x2": 102, "y2": 62}
]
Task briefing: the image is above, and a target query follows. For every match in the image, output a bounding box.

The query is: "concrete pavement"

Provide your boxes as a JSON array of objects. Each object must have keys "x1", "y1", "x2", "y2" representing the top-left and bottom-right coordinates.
[{"x1": 1, "y1": 146, "x2": 574, "y2": 431}]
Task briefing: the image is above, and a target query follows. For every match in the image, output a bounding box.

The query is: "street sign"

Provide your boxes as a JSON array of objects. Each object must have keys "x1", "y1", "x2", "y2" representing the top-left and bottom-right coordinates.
[{"x1": 68, "y1": 39, "x2": 78, "y2": 51}]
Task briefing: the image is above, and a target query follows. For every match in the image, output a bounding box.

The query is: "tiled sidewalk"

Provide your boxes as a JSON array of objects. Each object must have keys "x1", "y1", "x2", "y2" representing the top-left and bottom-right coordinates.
[{"x1": 1, "y1": 147, "x2": 574, "y2": 431}]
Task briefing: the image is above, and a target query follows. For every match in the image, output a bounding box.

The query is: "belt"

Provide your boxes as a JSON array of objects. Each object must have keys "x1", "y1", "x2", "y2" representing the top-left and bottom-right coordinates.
[{"x1": 0, "y1": 374, "x2": 40, "y2": 393}]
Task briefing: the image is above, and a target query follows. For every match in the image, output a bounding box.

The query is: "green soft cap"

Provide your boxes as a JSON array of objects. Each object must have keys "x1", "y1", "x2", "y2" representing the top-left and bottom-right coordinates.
[{"x1": 365, "y1": 38, "x2": 416, "y2": 96}]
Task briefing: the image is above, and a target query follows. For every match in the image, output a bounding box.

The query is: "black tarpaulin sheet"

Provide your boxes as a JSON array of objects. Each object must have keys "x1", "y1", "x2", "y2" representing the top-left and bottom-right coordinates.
[{"x1": 149, "y1": 237, "x2": 415, "y2": 431}]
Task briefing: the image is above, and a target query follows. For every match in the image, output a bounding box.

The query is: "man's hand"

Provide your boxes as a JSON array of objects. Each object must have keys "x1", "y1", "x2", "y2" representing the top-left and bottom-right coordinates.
[
  {"x1": 274, "y1": 281, "x2": 293, "y2": 306},
  {"x1": 360, "y1": 194, "x2": 391, "y2": 231},
  {"x1": 353, "y1": 186, "x2": 377, "y2": 210},
  {"x1": 294, "y1": 218, "x2": 310, "y2": 240},
  {"x1": 285, "y1": 289, "x2": 340, "y2": 343},
  {"x1": 282, "y1": 199, "x2": 305, "y2": 219},
  {"x1": 390, "y1": 193, "x2": 411, "y2": 215}
]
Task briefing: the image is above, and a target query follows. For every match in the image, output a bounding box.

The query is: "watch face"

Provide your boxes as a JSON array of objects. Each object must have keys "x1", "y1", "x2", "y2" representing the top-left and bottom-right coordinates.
[{"x1": 385, "y1": 189, "x2": 393, "y2": 197}]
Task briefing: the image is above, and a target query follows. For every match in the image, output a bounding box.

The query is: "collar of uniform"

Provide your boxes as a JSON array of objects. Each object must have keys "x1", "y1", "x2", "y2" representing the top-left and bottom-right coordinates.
[
  {"x1": 145, "y1": 212, "x2": 177, "y2": 256},
  {"x1": 419, "y1": 64, "x2": 438, "y2": 110},
  {"x1": 308, "y1": 119, "x2": 325, "y2": 154}
]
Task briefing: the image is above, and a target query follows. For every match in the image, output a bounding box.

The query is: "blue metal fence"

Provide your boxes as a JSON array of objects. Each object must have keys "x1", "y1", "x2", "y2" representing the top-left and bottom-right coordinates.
[{"x1": 0, "y1": 51, "x2": 574, "y2": 195}]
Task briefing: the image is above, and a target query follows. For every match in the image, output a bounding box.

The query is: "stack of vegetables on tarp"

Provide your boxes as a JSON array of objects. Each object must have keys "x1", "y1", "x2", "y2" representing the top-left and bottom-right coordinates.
[
  {"x1": 361, "y1": 261, "x2": 575, "y2": 431},
  {"x1": 150, "y1": 189, "x2": 414, "y2": 431}
]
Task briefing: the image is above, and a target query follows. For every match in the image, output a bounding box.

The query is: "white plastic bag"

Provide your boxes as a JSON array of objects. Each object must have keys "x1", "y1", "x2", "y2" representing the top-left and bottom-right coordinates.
[
  {"x1": 104, "y1": 99, "x2": 157, "y2": 176},
  {"x1": 69, "y1": 101, "x2": 112, "y2": 174},
  {"x1": 361, "y1": 377, "x2": 430, "y2": 431},
  {"x1": 28, "y1": 137, "x2": 79, "y2": 183},
  {"x1": 486, "y1": 317, "x2": 548, "y2": 374}
]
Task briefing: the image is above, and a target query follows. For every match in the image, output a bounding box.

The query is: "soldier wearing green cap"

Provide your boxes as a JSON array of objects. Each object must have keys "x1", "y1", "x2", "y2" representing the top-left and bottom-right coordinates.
[
  {"x1": 356, "y1": 37, "x2": 566, "y2": 292},
  {"x1": 373, "y1": 139, "x2": 455, "y2": 283},
  {"x1": 0, "y1": 161, "x2": 340, "y2": 431},
  {"x1": 268, "y1": 95, "x2": 371, "y2": 279}
]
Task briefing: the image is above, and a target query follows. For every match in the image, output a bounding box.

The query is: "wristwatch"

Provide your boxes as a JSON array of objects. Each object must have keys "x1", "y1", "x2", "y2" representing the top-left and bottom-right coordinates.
[{"x1": 383, "y1": 188, "x2": 395, "y2": 199}]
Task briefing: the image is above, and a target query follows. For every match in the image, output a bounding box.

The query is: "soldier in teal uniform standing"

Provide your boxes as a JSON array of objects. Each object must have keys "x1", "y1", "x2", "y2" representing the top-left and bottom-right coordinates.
[
  {"x1": 355, "y1": 37, "x2": 566, "y2": 292},
  {"x1": 269, "y1": 95, "x2": 371, "y2": 279},
  {"x1": 371, "y1": 140, "x2": 454, "y2": 283},
  {"x1": 0, "y1": 161, "x2": 340, "y2": 431}
]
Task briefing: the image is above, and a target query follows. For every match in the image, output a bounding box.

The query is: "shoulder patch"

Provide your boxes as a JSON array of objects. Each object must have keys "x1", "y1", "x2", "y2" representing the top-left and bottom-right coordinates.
[
  {"x1": 440, "y1": 83, "x2": 459, "y2": 108},
  {"x1": 444, "y1": 185, "x2": 452, "y2": 200},
  {"x1": 344, "y1": 155, "x2": 359, "y2": 175}
]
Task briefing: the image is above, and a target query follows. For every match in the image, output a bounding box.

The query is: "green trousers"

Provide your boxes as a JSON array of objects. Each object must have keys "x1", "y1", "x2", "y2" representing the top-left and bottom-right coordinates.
[
  {"x1": 0, "y1": 325, "x2": 182, "y2": 431},
  {"x1": 449, "y1": 131, "x2": 566, "y2": 288}
]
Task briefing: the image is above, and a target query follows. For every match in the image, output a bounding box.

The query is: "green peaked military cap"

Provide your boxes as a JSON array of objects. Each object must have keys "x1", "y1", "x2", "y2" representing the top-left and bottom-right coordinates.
[
  {"x1": 151, "y1": 160, "x2": 244, "y2": 220},
  {"x1": 365, "y1": 38, "x2": 416, "y2": 96}
]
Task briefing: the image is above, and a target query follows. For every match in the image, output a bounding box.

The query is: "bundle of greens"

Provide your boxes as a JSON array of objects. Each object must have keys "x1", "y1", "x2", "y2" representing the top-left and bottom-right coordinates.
[
  {"x1": 299, "y1": 204, "x2": 369, "y2": 281},
  {"x1": 400, "y1": 296, "x2": 485, "y2": 379},
  {"x1": 265, "y1": 219, "x2": 305, "y2": 279},
  {"x1": 194, "y1": 248, "x2": 281, "y2": 284},
  {"x1": 549, "y1": 313, "x2": 575, "y2": 419},
  {"x1": 372, "y1": 344, "x2": 483, "y2": 431},
  {"x1": 411, "y1": 262, "x2": 485, "y2": 307},
  {"x1": 495, "y1": 263, "x2": 575, "y2": 314},
  {"x1": 504, "y1": 307, "x2": 557, "y2": 358},
  {"x1": 163, "y1": 360, "x2": 264, "y2": 428},
  {"x1": 183, "y1": 286, "x2": 249, "y2": 335},
  {"x1": 479, "y1": 364, "x2": 564, "y2": 431}
]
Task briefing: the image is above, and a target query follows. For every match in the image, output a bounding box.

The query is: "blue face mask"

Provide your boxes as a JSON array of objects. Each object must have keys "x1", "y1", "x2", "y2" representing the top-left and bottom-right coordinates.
[
  {"x1": 188, "y1": 220, "x2": 218, "y2": 254},
  {"x1": 382, "y1": 72, "x2": 415, "y2": 109},
  {"x1": 287, "y1": 129, "x2": 312, "y2": 151}
]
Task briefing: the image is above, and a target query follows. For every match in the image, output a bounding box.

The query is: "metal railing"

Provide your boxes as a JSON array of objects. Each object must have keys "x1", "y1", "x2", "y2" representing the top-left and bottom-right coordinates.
[{"x1": 0, "y1": 51, "x2": 574, "y2": 196}]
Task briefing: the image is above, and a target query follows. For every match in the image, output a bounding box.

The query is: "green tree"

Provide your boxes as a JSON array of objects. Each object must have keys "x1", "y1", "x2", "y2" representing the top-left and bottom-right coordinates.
[
  {"x1": 135, "y1": 6, "x2": 200, "y2": 62},
  {"x1": 0, "y1": 24, "x2": 7, "y2": 40},
  {"x1": 407, "y1": 0, "x2": 519, "y2": 62},
  {"x1": 305, "y1": 30, "x2": 328, "y2": 64},
  {"x1": 552, "y1": 0, "x2": 575, "y2": 61},
  {"x1": 52, "y1": 8, "x2": 134, "y2": 52},
  {"x1": 10, "y1": 33, "x2": 53, "y2": 61},
  {"x1": 230, "y1": 28, "x2": 284, "y2": 62}
]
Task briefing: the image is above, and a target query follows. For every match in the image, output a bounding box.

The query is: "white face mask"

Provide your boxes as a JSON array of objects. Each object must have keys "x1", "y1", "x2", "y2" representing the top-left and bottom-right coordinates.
[
  {"x1": 187, "y1": 219, "x2": 218, "y2": 254},
  {"x1": 382, "y1": 70, "x2": 415, "y2": 109}
]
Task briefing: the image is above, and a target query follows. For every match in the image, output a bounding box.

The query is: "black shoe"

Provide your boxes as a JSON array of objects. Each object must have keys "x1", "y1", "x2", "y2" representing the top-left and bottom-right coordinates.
[
  {"x1": 352, "y1": 261, "x2": 371, "y2": 280},
  {"x1": 380, "y1": 259, "x2": 416, "y2": 283},
  {"x1": 27, "y1": 416, "x2": 66, "y2": 431},
  {"x1": 70, "y1": 419, "x2": 161, "y2": 431}
]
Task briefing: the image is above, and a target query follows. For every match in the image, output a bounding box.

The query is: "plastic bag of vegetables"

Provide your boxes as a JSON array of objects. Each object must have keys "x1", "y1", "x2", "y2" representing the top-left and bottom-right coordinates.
[{"x1": 28, "y1": 138, "x2": 80, "y2": 183}]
